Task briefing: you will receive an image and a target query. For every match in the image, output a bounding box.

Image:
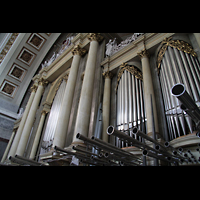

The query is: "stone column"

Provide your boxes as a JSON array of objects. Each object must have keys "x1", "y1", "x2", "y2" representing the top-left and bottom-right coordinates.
[
  {"x1": 7, "y1": 85, "x2": 37, "y2": 158},
  {"x1": 102, "y1": 71, "x2": 113, "y2": 142},
  {"x1": 72, "y1": 33, "x2": 103, "y2": 144},
  {"x1": 138, "y1": 49, "x2": 159, "y2": 136},
  {"x1": 194, "y1": 33, "x2": 200, "y2": 49},
  {"x1": 16, "y1": 78, "x2": 48, "y2": 156},
  {"x1": 29, "y1": 110, "x2": 48, "y2": 160},
  {"x1": 1, "y1": 130, "x2": 16, "y2": 163},
  {"x1": 52, "y1": 45, "x2": 86, "y2": 148}
]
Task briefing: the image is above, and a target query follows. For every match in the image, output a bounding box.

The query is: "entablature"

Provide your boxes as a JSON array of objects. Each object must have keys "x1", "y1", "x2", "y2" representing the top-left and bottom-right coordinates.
[{"x1": 101, "y1": 33, "x2": 175, "y2": 73}]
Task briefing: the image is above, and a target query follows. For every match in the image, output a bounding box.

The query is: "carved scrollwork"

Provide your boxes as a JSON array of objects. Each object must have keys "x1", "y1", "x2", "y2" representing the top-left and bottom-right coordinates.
[{"x1": 157, "y1": 37, "x2": 197, "y2": 73}]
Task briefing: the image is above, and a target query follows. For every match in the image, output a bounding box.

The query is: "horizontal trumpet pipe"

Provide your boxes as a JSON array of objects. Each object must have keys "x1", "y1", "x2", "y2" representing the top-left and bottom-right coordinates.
[{"x1": 107, "y1": 125, "x2": 160, "y2": 154}]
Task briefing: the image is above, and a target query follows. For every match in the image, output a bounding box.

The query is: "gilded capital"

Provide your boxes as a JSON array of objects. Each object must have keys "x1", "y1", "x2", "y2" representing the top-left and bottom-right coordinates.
[
  {"x1": 30, "y1": 85, "x2": 38, "y2": 92},
  {"x1": 72, "y1": 45, "x2": 87, "y2": 56},
  {"x1": 38, "y1": 78, "x2": 48, "y2": 87},
  {"x1": 102, "y1": 71, "x2": 113, "y2": 79},
  {"x1": 87, "y1": 33, "x2": 104, "y2": 43},
  {"x1": 41, "y1": 110, "x2": 48, "y2": 115},
  {"x1": 137, "y1": 49, "x2": 150, "y2": 58}
]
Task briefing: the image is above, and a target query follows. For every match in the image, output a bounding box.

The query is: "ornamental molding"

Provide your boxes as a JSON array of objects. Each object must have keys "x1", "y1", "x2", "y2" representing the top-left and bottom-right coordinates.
[
  {"x1": 116, "y1": 63, "x2": 143, "y2": 92},
  {"x1": 157, "y1": 37, "x2": 197, "y2": 73},
  {"x1": 0, "y1": 33, "x2": 19, "y2": 64}
]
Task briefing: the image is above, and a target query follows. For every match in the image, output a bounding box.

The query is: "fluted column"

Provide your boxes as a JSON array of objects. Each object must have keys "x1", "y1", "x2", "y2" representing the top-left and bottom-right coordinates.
[
  {"x1": 52, "y1": 45, "x2": 86, "y2": 148},
  {"x1": 102, "y1": 71, "x2": 113, "y2": 142},
  {"x1": 16, "y1": 78, "x2": 48, "y2": 156},
  {"x1": 72, "y1": 33, "x2": 103, "y2": 144},
  {"x1": 29, "y1": 110, "x2": 48, "y2": 159},
  {"x1": 7, "y1": 85, "x2": 37, "y2": 158},
  {"x1": 138, "y1": 49, "x2": 159, "y2": 136}
]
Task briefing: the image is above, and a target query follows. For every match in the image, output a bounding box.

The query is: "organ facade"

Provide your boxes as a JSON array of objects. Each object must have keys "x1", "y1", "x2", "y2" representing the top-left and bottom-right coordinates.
[{"x1": 1, "y1": 33, "x2": 200, "y2": 166}]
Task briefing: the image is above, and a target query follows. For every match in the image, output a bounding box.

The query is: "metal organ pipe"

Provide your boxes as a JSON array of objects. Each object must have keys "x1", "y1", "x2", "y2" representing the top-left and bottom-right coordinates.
[
  {"x1": 128, "y1": 72, "x2": 133, "y2": 129},
  {"x1": 185, "y1": 53, "x2": 200, "y2": 100},
  {"x1": 41, "y1": 79, "x2": 67, "y2": 153},
  {"x1": 159, "y1": 45, "x2": 200, "y2": 140},
  {"x1": 132, "y1": 74, "x2": 137, "y2": 128}
]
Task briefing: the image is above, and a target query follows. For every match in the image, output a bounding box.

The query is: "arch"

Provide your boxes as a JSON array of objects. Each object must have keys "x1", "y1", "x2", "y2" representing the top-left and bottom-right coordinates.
[
  {"x1": 116, "y1": 63, "x2": 143, "y2": 92},
  {"x1": 157, "y1": 37, "x2": 197, "y2": 74},
  {"x1": 157, "y1": 37, "x2": 200, "y2": 141},
  {"x1": 45, "y1": 68, "x2": 70, "y2": 105}
]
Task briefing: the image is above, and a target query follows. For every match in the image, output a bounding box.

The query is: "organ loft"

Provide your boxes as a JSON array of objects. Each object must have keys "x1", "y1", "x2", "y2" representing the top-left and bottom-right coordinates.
[{"x1": 1, "y1": 33, "x2": 200, "y2": 166}]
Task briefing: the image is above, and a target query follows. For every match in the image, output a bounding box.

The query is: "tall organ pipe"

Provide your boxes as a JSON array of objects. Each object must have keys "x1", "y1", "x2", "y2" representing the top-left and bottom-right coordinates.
[
  {"x1": 132, "y1": 74, "x2": 137, "y2": 127},
  {"x1": 128, "y1": 72, "x2": 133, "y2": 128},
  {"x1": 124, "y1": 70, "x2": 128, "y2": 129},
  {"x1": 159, "y1": 69, "x2": 168, "y2": 111},
  {"x1": 162, "y1": 57, "x2": 175, "y2": 109},
  {"x1": 164, "y1": 50, "x2": 180, "y2": 107},
  {"x1": 185, "y1": 53, "x2": 200, "y2": 100}
]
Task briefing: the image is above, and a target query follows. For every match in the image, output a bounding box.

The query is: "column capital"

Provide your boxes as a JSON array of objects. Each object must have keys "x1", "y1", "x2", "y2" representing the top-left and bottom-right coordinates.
[
  {"x1": 30, "y1": 84, "x2": 38, "y2": 92},
  {"x1": 41, "y1": 110, "x2": 48, "y2": 115},
  {"x1": 71, "y1": 45, "x2": 87, "y2": 56},
  {"x1": 137, "y1": 49, "x2": 150, "y2": 59},
  {"x1": 102, "y1": 71, "x2": 113, "y2": 79},
  {"x1": 87, "y1": 33, "x2": 104, "y2": 43},
  {"x1": 38, "y1": 77, "x2": 48, "y2": 87}
]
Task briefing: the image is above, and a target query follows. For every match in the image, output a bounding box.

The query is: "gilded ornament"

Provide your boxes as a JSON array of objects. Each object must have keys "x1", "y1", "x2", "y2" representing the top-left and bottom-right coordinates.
[
  {"x1": 87, "y1": 33, "x2": 104, "y2": 43},
  {"x1": 102, "y1": 71, "x2": 113, "y2": 79},
  {"x1": 137, "y1": 49, "x2": 149, "y2": 58},
  {"x1": 157, "y1": 37, "x2": 197, "y2": 74},
  {"x1": 31, "y1": 85, "x2": 38, "y2": 92},
  {"x1": 71, "y1": 45, "x2": 86, "y2": 56},
  {"x1": 38, "y1": 78, "x2": 48, "y2": 86},
  {"x1": 116, "y1": 63, "x2": 143, "y2": 91}
]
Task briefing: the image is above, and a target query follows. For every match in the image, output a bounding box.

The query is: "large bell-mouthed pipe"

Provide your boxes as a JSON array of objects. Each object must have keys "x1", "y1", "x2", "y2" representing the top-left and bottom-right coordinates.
[{"x1": 171, "y1": 83, "x2": 200, "y2": 126}]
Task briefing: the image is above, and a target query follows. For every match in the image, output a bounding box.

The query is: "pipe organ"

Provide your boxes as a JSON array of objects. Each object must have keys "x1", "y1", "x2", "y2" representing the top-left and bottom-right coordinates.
[
  {"x1": 3, "y1": 33, "x2": 200, "y2": 166},
  {"x1": 116, "y1": 64, "x2": 147, "y2": 148},
  {"x1": 158, "y1": 44, "x2": 200, "y2": 141},
  {"x1": 40, "y1": 79, "x2": 67, "y2": 154}
]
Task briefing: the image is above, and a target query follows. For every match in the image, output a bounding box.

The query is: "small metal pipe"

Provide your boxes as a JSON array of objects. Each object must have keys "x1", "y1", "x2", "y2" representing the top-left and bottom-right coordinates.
[
  {"x1": 91, "y1": 135, "x2": 141, "y2": 161},
  {"x1": 142, "y1": 150, "x2": 168, "y2": 163},
  {"x1": 132, "y1": 126, "x2": 165, "y2": 149},
  {"x1": 76, "y1": 133, "x2": 139, "y2": 160},
  {"x1": 15, "y1": 155, "x2": 46, "y2": 166},
  {"x1": 9, "y1": 156, "x2": 39, "y2": 166}
]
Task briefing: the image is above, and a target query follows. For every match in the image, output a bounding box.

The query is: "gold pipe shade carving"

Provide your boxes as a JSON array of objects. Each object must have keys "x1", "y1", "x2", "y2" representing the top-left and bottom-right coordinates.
[
  {"x1": 157, "y1": 37, "x2": 197, "y2": 74},
  {"x1": 116, "y1": 63, "x2": 143, "y2": 92}
]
